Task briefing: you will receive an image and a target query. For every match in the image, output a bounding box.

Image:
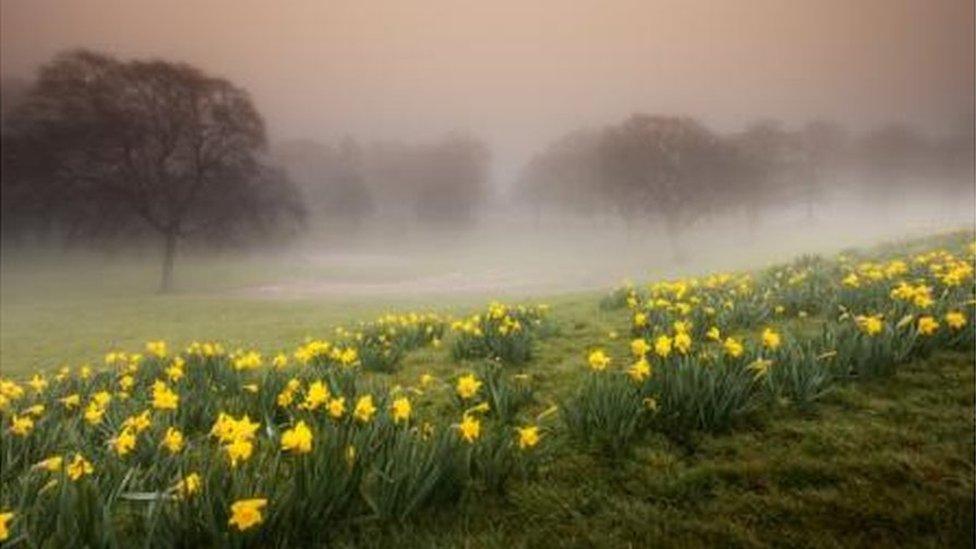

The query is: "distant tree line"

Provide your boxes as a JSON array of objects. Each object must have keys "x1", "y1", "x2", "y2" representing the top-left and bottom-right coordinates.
[
  {"x1": 516, "y1": 113, "x2": 974, "y2": 256},
  {"x1": 272, "y1": 133, "x2": 490, "y2": 234},
  {"x1": 2, "y1": 50, "x2": 972, "y2": 286}
]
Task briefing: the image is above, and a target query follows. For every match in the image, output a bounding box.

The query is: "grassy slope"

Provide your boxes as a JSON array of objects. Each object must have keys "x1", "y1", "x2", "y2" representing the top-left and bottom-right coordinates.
[
  {"x1": 336, "y1": 298, "x2": 974, "y2": 548},
  {"x1": 1, "y1": 235, "x2": 973, "y2": 547}
]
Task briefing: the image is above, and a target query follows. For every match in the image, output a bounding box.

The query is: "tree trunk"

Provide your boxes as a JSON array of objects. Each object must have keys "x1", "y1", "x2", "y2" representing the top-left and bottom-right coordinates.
[{"x1": 159, "y1": 230, "x2": 177, "y2": 293}]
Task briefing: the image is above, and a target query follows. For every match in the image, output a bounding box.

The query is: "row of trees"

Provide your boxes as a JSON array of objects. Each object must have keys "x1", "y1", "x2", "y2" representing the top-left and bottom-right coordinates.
[
  {"x1": 516, "y1": 114, "x2": 974, "y2": 254},
  {"x1": 2, "y1": 49, "x2": 972, "y2": 289},
  {"x1": 1, "y1": 50, "x2": 493, "y2": 291},
  {"x1": 272, "y1": 133, "x2": 490, "y2": 233}
]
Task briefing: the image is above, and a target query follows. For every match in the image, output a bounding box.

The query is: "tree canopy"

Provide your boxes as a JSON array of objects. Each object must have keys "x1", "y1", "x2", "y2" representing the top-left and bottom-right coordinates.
[{"x1": 2, "y1": 50, "x2": 304, "y2": 291}]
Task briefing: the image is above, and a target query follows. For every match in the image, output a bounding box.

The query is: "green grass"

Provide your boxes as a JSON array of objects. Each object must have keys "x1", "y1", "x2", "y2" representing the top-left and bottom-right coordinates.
[
  {"x1": 344, "y1": 330, "x2": 976, "y2": 547},
  {"x1": 0, "y1": 250, "x2": 486, "y2": 373},
  {"x1": 1, "y1": 235, "x2": 973, "y2": 547}
]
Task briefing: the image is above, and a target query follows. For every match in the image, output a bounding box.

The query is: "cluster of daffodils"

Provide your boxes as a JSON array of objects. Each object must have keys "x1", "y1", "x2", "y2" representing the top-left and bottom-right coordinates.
[
  {"x1": 570, "y1": 234, "x2": 974, "y2": 453},
  {"x1": 0, "y1": 305, "x2": 549, "y2": 545},
  {"x1": 451, "y1": 302, "x2": 551, "y2": 364},
  {"x1": 290, "y1": 312, "x2": 445, "y2": 373}
]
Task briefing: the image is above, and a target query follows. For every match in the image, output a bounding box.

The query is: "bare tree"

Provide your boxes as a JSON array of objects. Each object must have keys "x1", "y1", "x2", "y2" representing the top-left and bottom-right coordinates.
[
  {"x1": 598, "y1": 114, "x2": 730, "y2": 260},
  {"x1": 4, "y1": 50, "x2": 304, "y2": 291}
]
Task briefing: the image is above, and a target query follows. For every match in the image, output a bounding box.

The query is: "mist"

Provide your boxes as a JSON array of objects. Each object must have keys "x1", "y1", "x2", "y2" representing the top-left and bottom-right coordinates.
[{"x1": 0, "y1": 0, "x2": 973, "y2": 300}]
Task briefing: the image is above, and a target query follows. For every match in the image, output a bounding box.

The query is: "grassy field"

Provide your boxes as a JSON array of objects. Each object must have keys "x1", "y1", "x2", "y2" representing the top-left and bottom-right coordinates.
[
  {"x1": 352, "y1": 350, "x2": 975, "y2": 547},
  {"x1": 0, "y1": 232, "x2": 973, "y2": 547},
  {"x1": 0, "y1": 249, "x2": 487, "y2": 374},
  {"x1": 3, "y1": 223, "x2": 965, "y2": 373}
]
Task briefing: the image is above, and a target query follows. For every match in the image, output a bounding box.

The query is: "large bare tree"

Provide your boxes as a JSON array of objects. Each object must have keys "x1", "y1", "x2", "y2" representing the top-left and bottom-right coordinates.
[{"x1": 4, "y1": 50, "x2": 303, "y2": 291}]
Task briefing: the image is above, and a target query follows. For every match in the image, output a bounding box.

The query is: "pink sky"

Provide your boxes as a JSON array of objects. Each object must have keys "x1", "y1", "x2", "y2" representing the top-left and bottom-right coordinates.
[{"x1": 2, "y1": 0, "x2": 972, "y2": 184}]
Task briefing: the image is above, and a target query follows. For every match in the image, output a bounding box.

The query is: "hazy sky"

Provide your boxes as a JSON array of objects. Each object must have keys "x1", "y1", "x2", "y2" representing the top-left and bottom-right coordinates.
[{"x1": 2, "y1": 0, "x2": 973, "y2": 185}]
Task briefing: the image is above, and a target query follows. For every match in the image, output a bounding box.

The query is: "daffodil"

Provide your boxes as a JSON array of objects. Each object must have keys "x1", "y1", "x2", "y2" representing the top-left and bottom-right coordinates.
[
  {"x1": 723, "y1": 337, "x2": 744, "y2": 358},
  {"x1": 21, "y1": 404, "x2": 44, "y2": 417},
  {"x1": 28, "y1": 374, "x2": 48, "y2": 393},
  {"x1": 119, "y1": 375, "x2": 135, "y2": 391},
  {"x1": 517, "y1": 425, "x2": 540, "y2": 449},
  {"x1": 0, "y1": 510, "x2": 13, "y2": 542},
  {"x1": 34, "y1": 455, "x2": 63, "y2": 472},
  {"x1": 84, "y1": 401, "x2": 106, "y2": 425},
  {"x1": 630, "y1": 338, "x2": 649, "y2": 358},
  {"x1": 761, "y1": 328, "x2": 781, "y2": 350},
  {"x1": 113, "y1": 429, "x2": 137, "y2": 457},
  {"x1": 587, "y1": 349, "x2": 611, "y2": 371},
  {"x1": 165, "y1": 363, "x2": 184, "y2": 382},
  {"x1": 225, "y1": 438, "x2": 254, "y2": 467},
  {"x1": 654, "y1": 335, "x2": 672, "y2": 358},
  {"x1": 161, "y1": 427, "x2": 185, "y2": 453},
  {"x1": 60, "y1": 394, "x2": 81, "y2": 410},
  {"x1": 338, "y1": 347, "x2": 359, "y2": 366},
  {"x1": 277, "y1": 388, "x2": 295, "y2": 408},
  {"x1": 627, "y1": 358, "x2": 651, "y2": 382},
  {"x1": 458, "y1": 414, "x2": 480, "y2": 443},
  {"x1": 945, "y1": 311, "x2": 967, "y2": 330},
  {"x1": 151, "y1": 380, "x2": 179, "y2": 410},
  {"x1": 917, "y1": 316, "x2": 939, "y2": 336},
  {"x1": 175, "y1": 473, "x2": 201, "y2": 499},
  {"x1": 210, "y1": 413, "x2": 260, "y2": 443},
  {"x1": 674, "y1": 332, "x2": 692, "y2": 354},
  {"x1": 856, "y1": 315, "x2": 884, "y2": 336},
  {"x1": 353, "y1": 395, "x2": 377, "y2": 423},
  {"x1": 301, "y1": 381, "x2": 330, "y2": 410},
  {"x1": 9, "y1": 414, "x2": 33, "y2": 437},
  {"x1": 228, "y1": 498, "x2": 267, "y2": 531},
  {"x1": 146, "y1": 340, "x2": 167, "y2": 358},
  {"x1": 0, "y1": 379, "x2": 25, "y2": 401},
  {"x1": 328, "y1": 397, "x2": 346, "y2": 419},
  {"x1": 391, "y1": 397, "x2": 411, "y2": 424},
  {"x1": 456, "y1": 374, "x2": 482, "y2": 399},
  {"x1": 67, "y1": 454, "x2": 94, "y2": 481},
  {"x1": 281, "y1": 420, "x2": 313, "y2": 454},
  {"x1": 92, "y1": 391, "x2": 112, "y2": 407},
  {"x1": 122, "y1": 410, "x2": 153, "y2": 433}
]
